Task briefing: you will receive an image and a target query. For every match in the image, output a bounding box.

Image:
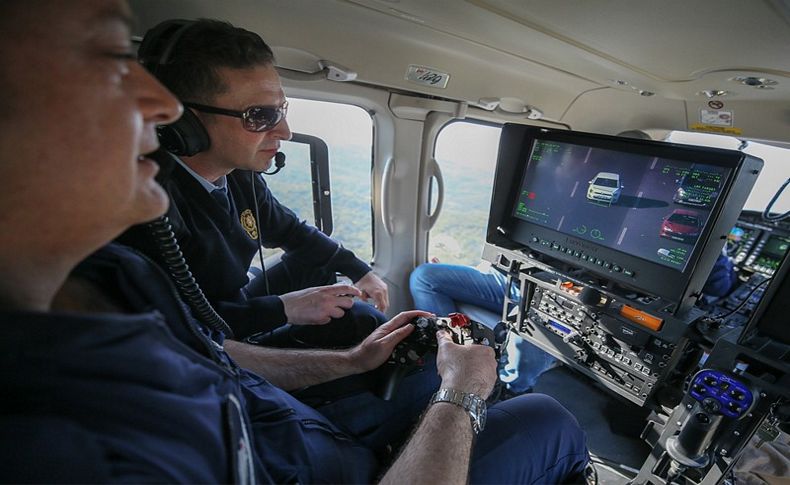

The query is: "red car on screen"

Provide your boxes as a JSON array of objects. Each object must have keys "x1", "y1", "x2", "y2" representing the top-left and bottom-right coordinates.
[{"x1": 660, "y1": 209, "x2": 701, "y2": 244}]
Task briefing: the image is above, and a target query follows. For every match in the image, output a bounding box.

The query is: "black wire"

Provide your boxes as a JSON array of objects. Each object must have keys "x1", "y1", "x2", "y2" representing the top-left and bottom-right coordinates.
[
  {"x1": 762, "y1": 177, "x2": 790, "y2": 222},
  {"x1": 711, "y1": 276, "x2": 772, "y2": 321},
  {"x1": 251, "y1": 171, "x2": 270, "y2": 295},
  {"x1": 146, "y1": 216, "x2": 235, "y2": 338},
  {"x1": 240, "y1": 170, "x2": 280, "y2": 346}
]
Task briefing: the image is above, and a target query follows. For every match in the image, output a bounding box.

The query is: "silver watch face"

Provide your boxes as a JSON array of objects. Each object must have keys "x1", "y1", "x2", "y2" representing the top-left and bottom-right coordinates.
[
  {"x1": 475, "y1": 403, "x2": 486, "y2": 433},
  {"x1": 432, "y1": 389, "x2": 487, "y2": 434}
]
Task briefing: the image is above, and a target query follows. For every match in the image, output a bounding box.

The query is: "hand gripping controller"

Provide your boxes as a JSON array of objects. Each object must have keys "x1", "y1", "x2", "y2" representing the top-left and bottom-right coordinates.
[
  {"x1": 666, "y1": 369, "x2": 755, "y2": 469},
  {"x1": 377, "y1": 313, "x2": 498, "y2": 401}
]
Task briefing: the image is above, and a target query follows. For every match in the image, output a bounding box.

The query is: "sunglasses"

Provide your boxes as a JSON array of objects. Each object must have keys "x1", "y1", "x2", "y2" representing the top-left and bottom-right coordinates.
[{"x1": 184, "y1": 101, "x2": 288, "y2": 132}]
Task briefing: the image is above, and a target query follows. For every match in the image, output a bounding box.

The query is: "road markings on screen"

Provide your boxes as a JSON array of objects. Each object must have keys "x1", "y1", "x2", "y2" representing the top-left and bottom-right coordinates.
[{"x1": 617, "y1": 227, "x2": 628, "y2": 245}]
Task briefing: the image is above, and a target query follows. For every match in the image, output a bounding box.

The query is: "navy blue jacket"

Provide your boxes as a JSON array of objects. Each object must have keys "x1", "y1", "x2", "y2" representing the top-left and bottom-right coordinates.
[
  {"x1": 0, "y1": 244, "x2": 377, "y2": 483},
  {"x1": 121, "y1": 162, "x2": 371, "y2": 338}
]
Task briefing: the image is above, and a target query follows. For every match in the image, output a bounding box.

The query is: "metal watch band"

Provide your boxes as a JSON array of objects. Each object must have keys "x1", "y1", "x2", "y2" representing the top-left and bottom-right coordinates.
[{"x1": 430, "y1": 388, "x2": 487, "y2": 434}]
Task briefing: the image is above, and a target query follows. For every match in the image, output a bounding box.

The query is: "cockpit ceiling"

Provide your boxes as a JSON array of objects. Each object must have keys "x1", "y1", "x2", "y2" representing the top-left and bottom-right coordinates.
[
  {"x1": 342, "y1": 0, "x2": 790, "y2": 100},
  {"x1": 130, "y1": 0, "x2": 790, "y2": 139},
  {"x1": 361, "y1": 0, "x2": 790, "y2": 80}
]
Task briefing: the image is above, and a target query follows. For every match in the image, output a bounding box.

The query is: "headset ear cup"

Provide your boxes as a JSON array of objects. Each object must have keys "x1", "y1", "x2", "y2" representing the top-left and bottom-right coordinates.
[
  {"x1": 139, "y1": 19, "x2": 208, "y2": 156},
  {"x1": 157, "y1": 108, "x2": 210, "y2": 157},
  {"x1": 137, "y1": 19, "x2": 194, "y2": 77}
]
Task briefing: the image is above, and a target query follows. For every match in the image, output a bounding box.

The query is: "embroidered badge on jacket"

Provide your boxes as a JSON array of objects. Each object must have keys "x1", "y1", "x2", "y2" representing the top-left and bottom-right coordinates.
[{"x1": 240, "y1": 209, "x2": 259, "y2": 240}]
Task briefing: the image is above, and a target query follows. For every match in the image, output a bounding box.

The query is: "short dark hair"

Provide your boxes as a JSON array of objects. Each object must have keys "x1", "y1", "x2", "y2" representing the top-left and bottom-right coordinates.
[{"x1": 151, "y1": 19, "x2": 275, "y2": 102}]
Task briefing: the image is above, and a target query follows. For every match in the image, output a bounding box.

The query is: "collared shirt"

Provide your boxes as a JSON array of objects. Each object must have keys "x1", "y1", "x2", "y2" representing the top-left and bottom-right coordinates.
[
  {"x1": 174, "y1": 156, "x2": 228, "y2": 195},
  {"x1": 174, "y1": 157, "x2": 231, "y2": 212}
]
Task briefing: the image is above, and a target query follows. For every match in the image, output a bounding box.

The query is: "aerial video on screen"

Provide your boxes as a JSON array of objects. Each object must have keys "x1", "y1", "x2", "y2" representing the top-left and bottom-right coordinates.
[{"x1": 513, "y1": 140, "x2": 729, "y2": 271}]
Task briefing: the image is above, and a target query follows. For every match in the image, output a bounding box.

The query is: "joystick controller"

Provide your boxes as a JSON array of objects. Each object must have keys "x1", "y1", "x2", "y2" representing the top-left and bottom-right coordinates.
[
  {"x1": 378, "y1": 313, "x2": 498, "y2": 401},
  {"x1": 665, "y1": 369, "x2": 755, "y2": 480}
]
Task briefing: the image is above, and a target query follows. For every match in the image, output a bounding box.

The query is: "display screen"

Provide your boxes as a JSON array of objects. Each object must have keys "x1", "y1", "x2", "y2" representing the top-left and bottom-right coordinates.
[
  {"x1": 726, "y1": 225, "x2": 757, "y2": 258},
  {"x1": 512, "y1": 139, "x2": 730, "y2": 271},
  {"x1": 753, "y1": 235, "x2": 790, "y2": 273}
]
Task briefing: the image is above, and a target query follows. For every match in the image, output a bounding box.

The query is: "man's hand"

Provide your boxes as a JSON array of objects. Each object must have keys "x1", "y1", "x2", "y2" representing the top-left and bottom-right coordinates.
[
  {"x1": 280, "y1": 284, "x2": 361, "y2": 325},
  {"x1": 435, "y1": 330, "x2": 497, "y2": 398},
  {"x1": 347, "y1": 310, "x2": 430, "y2": 372},
  {"x1": 354, "y1": 271, "x2": 389, "y2": 312}
]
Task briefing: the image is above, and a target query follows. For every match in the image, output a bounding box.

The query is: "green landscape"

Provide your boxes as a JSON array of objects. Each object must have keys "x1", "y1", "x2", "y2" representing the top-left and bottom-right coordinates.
[{"x1": 266, "y1": 144, "x2": 496, "y2": 267}]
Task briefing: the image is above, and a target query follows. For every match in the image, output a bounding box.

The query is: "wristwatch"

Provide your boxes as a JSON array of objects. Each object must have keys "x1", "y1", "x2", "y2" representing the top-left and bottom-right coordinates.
[{"x1": 430, "y1": 388, "x2": 487, "y2": 435}]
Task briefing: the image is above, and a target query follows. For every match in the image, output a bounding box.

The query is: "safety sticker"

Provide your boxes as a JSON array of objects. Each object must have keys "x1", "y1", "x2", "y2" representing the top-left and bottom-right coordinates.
[
  {"x1": 699, "y1": 109, "x2": 733, "y2": 127},
  {"x1": 405, "y1": 65, "x2": 450, "y2": 88},
  {"x1": 689, "y1": 123, "x2": 743, "y2": 136}
]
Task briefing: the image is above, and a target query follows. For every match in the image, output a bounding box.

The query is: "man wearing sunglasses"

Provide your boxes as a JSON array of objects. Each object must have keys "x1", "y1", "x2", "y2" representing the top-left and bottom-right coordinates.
[{"x1": 125, "y1": 19, "x2": 389, "y2": 345}]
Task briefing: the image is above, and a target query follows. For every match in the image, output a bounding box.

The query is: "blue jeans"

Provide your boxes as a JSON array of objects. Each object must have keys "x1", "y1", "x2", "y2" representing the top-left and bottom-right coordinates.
[
  {"x1": 410, "y1": 263, "x2": 557, "y2": 393},
  {"x1": 316, "y1": 359, "x2": 589, "y2": 484}
]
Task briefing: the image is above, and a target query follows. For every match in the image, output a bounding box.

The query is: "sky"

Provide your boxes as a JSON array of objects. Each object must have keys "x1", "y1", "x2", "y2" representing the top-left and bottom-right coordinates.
[
  {"x1": 288, "y1": 98, "x2": 372, "y2": 148},
  {"x1": 288, "y1": 97, "x2": 790, "y2": 214}
]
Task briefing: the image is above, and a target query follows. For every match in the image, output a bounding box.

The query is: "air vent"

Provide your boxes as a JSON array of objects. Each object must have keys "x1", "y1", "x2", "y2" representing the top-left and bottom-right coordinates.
[{"x1": 729, "y1": 76, "x2": 778, "y2": 88}]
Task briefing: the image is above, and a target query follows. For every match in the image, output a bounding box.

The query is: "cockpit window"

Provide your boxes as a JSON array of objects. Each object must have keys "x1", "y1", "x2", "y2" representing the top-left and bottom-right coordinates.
[
  {"x1": 262, "y1": 98, "x2": 374, "y2": 261},
  {"x1": 430, "y1": 121, "x2": 501, "y2": 265}
]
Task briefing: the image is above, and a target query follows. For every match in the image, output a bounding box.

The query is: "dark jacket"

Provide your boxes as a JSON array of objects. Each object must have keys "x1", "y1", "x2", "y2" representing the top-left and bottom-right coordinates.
[
  {"x1": 0, "y1": 244, "x2": 376, "y2": 483},
  {"x1": 121, "y1": 162, "x2": 371, "y2": 338}
]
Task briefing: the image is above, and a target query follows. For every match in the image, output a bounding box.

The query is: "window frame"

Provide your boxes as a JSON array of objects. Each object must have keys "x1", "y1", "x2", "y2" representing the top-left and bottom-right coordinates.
[{"x1": 288, "y1": 132, "x2": 333, "y2": 236}]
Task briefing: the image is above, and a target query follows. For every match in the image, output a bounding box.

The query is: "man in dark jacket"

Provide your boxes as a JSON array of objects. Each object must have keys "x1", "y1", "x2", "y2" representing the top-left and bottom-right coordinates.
[{"x1": 122, "y1": 18, "x2": 388, "y2": 341}]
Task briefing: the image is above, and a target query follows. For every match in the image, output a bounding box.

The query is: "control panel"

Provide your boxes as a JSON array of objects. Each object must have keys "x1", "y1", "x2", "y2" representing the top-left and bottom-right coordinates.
[
  {"x1": 727, "y1": 212, "x2": 790, "y2": 277},
  {"x1": 529, "y1": 236, "x2": 637, "y2": 278},
  {"x1": 744, "y1": 233, "x2": 790, "y2": 275},
  {"x1": 488, "y1": 257, "x2": 695, "y2": 408},
  {"x1": 701, "y1": 211, "x2": 790, "y2": 327},
  {"x1": 524, "y1": 281, "x2": 677, "y2": 404},
  {"x1": 689, "y1": 369, "x2": 754, "y2": 419}
]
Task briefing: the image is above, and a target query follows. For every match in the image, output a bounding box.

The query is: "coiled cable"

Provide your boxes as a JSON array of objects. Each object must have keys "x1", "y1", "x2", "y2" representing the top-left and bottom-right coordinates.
[{"x1": 146, "y1": 215, "x2": 235, "y2": 338}]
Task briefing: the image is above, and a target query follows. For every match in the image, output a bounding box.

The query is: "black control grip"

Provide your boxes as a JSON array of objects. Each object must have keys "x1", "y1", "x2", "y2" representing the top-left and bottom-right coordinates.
[
  {"x1": 378, "y1": 364, "x2": 412, "y2": 401},
  {"x1": 677, "y1": 412, "x2": 725, "y2": 459}
]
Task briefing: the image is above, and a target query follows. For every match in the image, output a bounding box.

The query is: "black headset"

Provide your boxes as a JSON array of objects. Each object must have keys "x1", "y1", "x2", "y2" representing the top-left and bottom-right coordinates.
[{"x1": 138, "y1": 19, "x2": 210, "y2": 157}]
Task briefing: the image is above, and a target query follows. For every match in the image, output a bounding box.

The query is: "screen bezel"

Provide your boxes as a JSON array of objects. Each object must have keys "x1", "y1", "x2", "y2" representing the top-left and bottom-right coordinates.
[{"x1": 488, "y1": 125, "x2": 748, "y2": 305}]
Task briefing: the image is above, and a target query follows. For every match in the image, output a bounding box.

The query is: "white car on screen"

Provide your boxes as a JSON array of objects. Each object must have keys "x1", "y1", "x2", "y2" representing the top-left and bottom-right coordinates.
[{"x1": 586, "y1": 172, "x2": 623, "y2": 205}]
